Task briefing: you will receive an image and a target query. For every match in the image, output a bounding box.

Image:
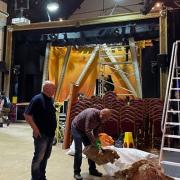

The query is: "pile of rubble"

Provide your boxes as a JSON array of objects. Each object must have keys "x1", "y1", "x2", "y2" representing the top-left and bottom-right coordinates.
[
  {"x1": 114, "y1": 160, "x2": 174, "y2": 180},
  {"x1": 83, "y1": 145, "x2": 120, "y2": 165}
]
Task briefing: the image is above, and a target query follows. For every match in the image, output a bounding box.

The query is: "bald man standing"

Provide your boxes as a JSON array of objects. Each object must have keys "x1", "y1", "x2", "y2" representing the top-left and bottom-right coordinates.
[{"x1": 24, "y1": 81, "x2": 56, "y2": 180}]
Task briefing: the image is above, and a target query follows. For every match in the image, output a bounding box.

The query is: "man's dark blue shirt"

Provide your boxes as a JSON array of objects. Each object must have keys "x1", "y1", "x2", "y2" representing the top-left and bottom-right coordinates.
[{"x1": 25, "y1": 93, "x2": 57, "y2": 137}]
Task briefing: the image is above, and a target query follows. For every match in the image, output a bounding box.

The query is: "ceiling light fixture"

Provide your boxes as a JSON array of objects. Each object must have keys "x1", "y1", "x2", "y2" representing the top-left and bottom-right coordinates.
[
  {"x1": 155, "y1": 2, "x2": 161, "y2": 8},
  {"x1": 47, "y1": 2, "x2": 59, "y2": 12}
]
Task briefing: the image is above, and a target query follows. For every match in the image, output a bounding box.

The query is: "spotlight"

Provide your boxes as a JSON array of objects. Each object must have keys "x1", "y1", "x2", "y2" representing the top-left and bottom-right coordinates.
[
  {"x1": 121, "y1": 26, "x2": 126, "y2": 35},
  {"x1": 74, "y1": 45, "x2": 79, "y2": 50},
  {"x1": 155, "y1": 2, "x2": 161, "y2": 8},
  {"x1": 140, "y1": 0, "x2": 156, "y2": 15},
  {"x1": 47, "y1": 1, "x2": 59, "y2": 12},
  {"x1": 113, "y1": 28, "x2": 119, "y2": 36},
  {"x1": 130, "y1": 24, "x2": 136, "y2": 36}
]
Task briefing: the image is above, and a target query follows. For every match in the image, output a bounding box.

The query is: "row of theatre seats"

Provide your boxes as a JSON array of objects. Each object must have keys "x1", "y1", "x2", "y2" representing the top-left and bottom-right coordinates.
[{"x1": 70, "y1": 91, "x2": 164, "y2": 149}]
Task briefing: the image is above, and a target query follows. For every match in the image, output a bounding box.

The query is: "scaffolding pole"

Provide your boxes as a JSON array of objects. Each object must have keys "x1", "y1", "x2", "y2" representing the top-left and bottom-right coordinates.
[{"x1": 102, "y1": 44, "x2": 138, "y2": 97}]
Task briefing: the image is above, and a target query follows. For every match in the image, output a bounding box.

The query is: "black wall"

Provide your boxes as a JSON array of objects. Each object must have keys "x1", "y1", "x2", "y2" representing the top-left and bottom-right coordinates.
[
  {"x1": 142, "y1": 42, "x2": 160, "y2": 98},
  {"x1": 11, "y1": 33, "x2": 46, "y2": 102}
]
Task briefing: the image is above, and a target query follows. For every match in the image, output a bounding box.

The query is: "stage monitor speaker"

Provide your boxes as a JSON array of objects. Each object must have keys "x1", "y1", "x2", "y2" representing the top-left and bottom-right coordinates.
[{"x1": 15, "y1": 0, "x2": 29, "y2": 10}]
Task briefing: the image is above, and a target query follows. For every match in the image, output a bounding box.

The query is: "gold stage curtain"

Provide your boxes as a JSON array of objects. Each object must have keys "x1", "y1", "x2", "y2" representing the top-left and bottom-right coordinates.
[
  {"x1": 48, "y1": 46, "x2": 67, "y2": 85},
  {"x1": 48, "y1": 46, "x2": 137, "y2": 102},
  {"x1": 48, "y1": 47, "x2": 98, "y2": 102},
  {"x1": 78, "y1": 54, "x2": 98, "y2": 97}
]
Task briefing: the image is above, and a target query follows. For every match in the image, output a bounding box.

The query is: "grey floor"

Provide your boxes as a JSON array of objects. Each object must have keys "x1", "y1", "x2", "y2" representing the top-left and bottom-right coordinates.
[
  {"x1": 1, "y1": 122, "x2": 180, "y2": 180},
  {"x1": 0, "y1": 122, "x2": 115, "y2": 180}
]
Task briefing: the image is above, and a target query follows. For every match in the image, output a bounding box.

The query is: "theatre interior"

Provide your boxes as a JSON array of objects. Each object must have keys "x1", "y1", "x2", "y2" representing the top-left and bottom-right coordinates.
[{"x1": 1, "y1": 0, "x2": 180, "y2": 179}]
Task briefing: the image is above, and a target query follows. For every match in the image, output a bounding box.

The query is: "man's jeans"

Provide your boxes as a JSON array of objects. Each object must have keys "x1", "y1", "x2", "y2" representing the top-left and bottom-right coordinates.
[
  {"x1": 71, "y1": 124, "x2": 96, "y2": 175},
  {"x1": 31, "y1": 134, "x2": 54, "y2": 180}
]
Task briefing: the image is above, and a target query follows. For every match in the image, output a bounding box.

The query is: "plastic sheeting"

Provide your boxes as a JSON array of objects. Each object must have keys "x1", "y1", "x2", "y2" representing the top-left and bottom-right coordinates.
[
  {"x1": 66, "y1": 140, "x2": 86, "y2": 158},
  {"x1": 103, "y1": 146, "x2": 158, "y2": 176}
]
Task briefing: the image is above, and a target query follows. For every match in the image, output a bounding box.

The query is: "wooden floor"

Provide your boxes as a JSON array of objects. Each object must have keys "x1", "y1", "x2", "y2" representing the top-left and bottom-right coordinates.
[{"x1": 0, "y1": 122, "x2": 114, "y2": 180}]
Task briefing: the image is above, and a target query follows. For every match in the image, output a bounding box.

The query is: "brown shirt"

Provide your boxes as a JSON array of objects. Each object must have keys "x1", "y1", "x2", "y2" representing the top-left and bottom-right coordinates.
[{"x1": 72, "y1": 108, "x2": 101, "y2": 143}]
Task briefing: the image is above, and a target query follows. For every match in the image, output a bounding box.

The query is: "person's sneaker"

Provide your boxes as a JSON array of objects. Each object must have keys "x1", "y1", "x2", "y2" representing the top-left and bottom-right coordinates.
[
  {"x1": 89, "y1": 169, "x2": 103, "y2": 177},
  {"x1": 74, "y1": 174, "x2": 83, "y2": 180}
]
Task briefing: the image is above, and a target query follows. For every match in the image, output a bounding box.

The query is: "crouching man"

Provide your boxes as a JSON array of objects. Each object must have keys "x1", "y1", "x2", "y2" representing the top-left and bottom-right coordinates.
[{"x1": 71, "y1": 108, "x2": 111, "y2": 180}]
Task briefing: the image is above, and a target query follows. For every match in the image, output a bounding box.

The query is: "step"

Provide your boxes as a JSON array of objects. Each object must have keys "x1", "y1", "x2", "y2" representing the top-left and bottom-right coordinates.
[
  {"x1": 170, "y1": 176, "x2": 180, "y2": 180},
  {"x1": 171, "y1": 88, "x2": 180, "y2": 90},
  {"x1": 162, "y1": 147, "x2": 180, "y2": 153},
  {"x1": 169, "y1": 99, "x2": 180, "y2": 101},
  {"x1": 161, "y1": 161, "x2": 180, "y2": 167},
  {"x1": 166, "y1": 122, "x2": 180, "y2": 126},
  {"x1": 168, "y1": 110, "x2": 180, "y2": 113},
  {"x1": 164, "y1": 134, "x2": 180, "y2": 139}
]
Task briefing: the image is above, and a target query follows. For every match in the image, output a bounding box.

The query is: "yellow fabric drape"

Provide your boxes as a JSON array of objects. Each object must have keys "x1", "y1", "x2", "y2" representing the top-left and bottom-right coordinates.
[
  {"x1": 78, "y1": 55, "x2": 98, "y2": 97},
  {"x1": 48, "y1": 46, "x2": 67, "y2": 85},
  {"x1": 49, "y1": 47, "x2": 98, "y2": 102},
  {"x1": 48, "y1": 46, "x2": 138, "y2": 102}
]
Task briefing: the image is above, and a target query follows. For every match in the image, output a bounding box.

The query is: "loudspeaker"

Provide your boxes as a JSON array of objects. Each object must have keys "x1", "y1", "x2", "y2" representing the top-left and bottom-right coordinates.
[
  {"x1": 140, "y1": 0, "x2": 156, "y2": 15},
  {"x1": 15, "y1": 0, "x2": 29, "y2": 10}
]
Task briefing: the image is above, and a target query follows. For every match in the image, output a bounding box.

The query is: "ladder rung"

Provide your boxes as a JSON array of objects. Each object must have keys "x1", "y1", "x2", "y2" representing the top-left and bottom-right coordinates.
[
  {"x1": 163, "y1": 147, "x2": 180, "y2": 153},
  {"x1": 171, "y1": 88, "x2": 180, "y2": 90},
  {"x1": 173, "y1": 77, "x2": 180, "y2": 79},
  {"x1": 161, "y1": 161, "x2": 180, "y2": 167},
  {"x1": 164, "y1": 134, "x2": 180, "y2": 139},
  {"x1": 170, "y1": 176, "x2": 180, "y2": 180},
  {"x1": 166, "y1": 122, "x2": 180, "y2": 126},
  {"x1": 168, "y1": 110, "x2": 180, "y2": 113},
  {"x1": 169, "y1": 99, "x2": 180, "y2": 101},
  {"x1": 175, "y1": 67, "x2": 180, "y2": 69}
]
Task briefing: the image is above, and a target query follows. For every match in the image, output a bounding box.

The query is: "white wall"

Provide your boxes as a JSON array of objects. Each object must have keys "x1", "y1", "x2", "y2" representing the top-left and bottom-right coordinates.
[{"x1": 70, "y1": 0, "x2": 142, "y2": 20}]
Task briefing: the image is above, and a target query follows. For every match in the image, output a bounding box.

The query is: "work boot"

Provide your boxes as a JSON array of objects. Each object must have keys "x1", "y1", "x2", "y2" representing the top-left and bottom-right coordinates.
[
  {"x1": 74, "y1": 173, "x2": 83, "y2": 180},
  {"x1": 89, "y1": 169, "x2": 103, "y2": 177}
]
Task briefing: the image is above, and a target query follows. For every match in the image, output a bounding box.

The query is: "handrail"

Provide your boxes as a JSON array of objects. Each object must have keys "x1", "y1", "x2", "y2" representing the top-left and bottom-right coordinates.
[{"x1": 161, "y1": 43, "x2": 176, "y2": 132}]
